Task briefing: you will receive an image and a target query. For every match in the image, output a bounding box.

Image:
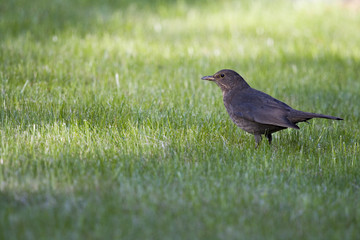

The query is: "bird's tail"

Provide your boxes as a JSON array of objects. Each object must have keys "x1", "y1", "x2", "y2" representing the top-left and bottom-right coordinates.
[
  {"x1": 307, "y1": 112, "x2": 343, "y2": 120},
  {"x1": 290, "y1": 110, "x2": 343, "y2": 123}
]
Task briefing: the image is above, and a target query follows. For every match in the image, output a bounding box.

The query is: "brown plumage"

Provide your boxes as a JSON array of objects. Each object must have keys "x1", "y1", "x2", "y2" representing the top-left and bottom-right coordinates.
[{"x1": 202, "y1": 69, "x2": 343, "y2": 148}]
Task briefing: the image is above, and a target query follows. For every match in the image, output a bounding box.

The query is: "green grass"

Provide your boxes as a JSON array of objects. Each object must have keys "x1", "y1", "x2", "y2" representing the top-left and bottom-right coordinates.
[{"x1": 1, "y1": 0, "x2": 360, "y2": 239}]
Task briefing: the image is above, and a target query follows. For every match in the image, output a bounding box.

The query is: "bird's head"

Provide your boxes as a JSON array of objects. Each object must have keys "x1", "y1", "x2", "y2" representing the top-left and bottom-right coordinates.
[{"x1": 201, "y1": 69, "x2": 250, "y2": 91}]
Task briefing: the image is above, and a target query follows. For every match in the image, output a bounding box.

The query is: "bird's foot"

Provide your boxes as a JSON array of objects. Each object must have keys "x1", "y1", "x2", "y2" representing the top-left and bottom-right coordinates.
[{"x1": 254, "y1": 134, "x2": 262, "y2": 149}]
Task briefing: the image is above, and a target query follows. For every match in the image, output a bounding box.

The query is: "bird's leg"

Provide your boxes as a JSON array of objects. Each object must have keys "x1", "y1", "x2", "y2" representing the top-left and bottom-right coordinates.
[
  {"x1": 265, "y1": 133, "x2": 272, "y2": 145},
  {"x1": 254, "y1": 134, "x2": 262, "y2": 148}
]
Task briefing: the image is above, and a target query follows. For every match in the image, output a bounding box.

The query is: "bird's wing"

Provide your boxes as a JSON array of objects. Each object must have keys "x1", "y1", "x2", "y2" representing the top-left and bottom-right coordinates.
[{"x1": 230, "y1": 90, "x2": 299, "y2": 129}]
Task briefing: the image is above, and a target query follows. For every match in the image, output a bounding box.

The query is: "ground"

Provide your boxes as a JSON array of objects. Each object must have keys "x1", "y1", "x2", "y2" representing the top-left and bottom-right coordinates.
[{"x1": 0, "y1": 0, "x2": 360, "y2": 239}]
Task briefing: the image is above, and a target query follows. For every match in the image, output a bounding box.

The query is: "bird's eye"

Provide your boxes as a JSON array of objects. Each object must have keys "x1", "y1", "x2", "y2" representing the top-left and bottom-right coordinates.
[{"x1": 220, "y1": 74, "x2": 225, "y2": 78}]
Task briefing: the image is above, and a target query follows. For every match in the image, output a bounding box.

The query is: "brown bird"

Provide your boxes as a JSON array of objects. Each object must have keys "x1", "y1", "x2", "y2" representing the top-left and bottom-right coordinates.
[{"x1": 202, "y1": 69, "x2": 343, "y2": 148}]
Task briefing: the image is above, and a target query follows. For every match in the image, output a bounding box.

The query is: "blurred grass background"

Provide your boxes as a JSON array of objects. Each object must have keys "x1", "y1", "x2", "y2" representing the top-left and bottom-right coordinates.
[{"x1": 1, "y1": 0, "x2": 360, "y2": 239}]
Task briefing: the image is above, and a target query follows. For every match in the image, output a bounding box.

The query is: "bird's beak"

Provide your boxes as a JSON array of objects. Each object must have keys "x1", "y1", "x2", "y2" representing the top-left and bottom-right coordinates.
[{"x1": 201, "y1": 75, "x2": 215, "y2": 81}]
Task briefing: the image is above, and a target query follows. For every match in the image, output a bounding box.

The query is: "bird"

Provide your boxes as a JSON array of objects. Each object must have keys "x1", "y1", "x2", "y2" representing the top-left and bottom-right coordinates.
[{"x1": 201, "y1": 69, "x2": 343, "y2": 148}]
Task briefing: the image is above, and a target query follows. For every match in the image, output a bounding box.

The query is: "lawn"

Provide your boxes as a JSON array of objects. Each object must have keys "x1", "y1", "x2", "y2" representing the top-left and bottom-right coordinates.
[{"x1": 1, "y1": 0, "x2": 360, "y2": 239}]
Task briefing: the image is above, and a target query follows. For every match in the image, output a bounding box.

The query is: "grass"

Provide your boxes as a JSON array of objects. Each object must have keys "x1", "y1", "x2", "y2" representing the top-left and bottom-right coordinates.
[{"x1": 1, "y1": 0, "x2": 360, "y2": 239}]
